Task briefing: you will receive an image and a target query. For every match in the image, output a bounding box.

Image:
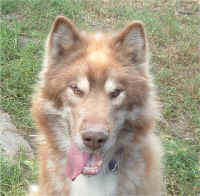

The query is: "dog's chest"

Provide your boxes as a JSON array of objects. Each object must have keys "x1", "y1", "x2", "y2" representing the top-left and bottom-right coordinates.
[{"x1": 70, "y1": 172, "x2": 118, "y2": 196}]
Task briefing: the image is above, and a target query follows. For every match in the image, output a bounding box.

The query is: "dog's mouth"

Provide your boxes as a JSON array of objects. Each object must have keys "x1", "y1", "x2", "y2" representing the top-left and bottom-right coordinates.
[{"x1": 66, "y1": 144, "x2": 104, "y2": 181}]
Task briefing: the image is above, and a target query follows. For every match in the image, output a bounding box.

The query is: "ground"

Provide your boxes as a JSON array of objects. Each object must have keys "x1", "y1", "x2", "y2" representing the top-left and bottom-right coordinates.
[{"x1": 0, "y1": 0, "x2": 200, "y2": 195}]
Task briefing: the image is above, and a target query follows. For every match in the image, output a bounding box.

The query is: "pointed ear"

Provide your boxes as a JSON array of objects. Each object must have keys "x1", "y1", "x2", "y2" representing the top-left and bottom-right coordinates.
[
  {"x1": 47, "y1": 16, "x2": 84, "y2": 61},
  {"x1": 112, "y1": 21, "x2": 148, "y2": 65}
]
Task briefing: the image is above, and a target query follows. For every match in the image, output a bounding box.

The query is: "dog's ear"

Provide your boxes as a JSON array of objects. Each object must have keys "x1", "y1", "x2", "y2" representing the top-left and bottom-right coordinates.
[
  {"x1": 47, "y1": 16, "x2": 84, "y2": 62},
  {"x1": 112, "y1": 21, "x2": 148, "y2": 65}
]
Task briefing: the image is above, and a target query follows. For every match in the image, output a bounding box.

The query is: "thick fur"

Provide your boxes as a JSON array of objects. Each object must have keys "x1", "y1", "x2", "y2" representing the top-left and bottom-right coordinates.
[{"x1": 28, "y1": 16, "x2": 163, "y2": 196}]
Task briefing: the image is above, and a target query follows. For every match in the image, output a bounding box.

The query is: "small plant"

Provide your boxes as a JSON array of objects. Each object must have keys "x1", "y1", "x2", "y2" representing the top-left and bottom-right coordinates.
[{"x1": 0, "y1": 150, "x2": 38, "y2": 196}]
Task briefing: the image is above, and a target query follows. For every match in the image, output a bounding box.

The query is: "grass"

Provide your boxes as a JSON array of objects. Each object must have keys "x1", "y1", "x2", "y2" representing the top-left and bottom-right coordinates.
[
  {"x1": 163, "y1": 137, "x2": 200, "y2": 195},
  {"x1": 0, "y1": 0, "x2": 200, "y2": 195},
  {"x1": 0, "y1": 150, "x2": 38, "y2": 196}
]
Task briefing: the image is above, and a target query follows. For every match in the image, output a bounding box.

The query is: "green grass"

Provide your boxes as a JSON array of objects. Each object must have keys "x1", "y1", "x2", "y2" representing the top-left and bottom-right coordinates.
[
  {"x1": 0, "y1": 151, "x2": 38, "y2": 196},
  {"x1": 163, "y1": 137, "x2": 200, "y2": 195},
  {"x1": 0, "y1": 0, "x2": 200, "y2": 195}
]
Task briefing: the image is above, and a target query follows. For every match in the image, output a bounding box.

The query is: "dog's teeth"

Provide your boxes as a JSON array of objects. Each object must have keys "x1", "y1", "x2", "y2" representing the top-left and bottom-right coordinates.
[{"x1": 83, "y1": 166, "x2": 99, "y2": 174}]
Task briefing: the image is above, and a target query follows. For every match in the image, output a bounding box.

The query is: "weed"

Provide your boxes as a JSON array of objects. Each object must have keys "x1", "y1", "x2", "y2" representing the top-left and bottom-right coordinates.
[{"x1": 0, "y1": 151, "x2": 38, "y2": 196}]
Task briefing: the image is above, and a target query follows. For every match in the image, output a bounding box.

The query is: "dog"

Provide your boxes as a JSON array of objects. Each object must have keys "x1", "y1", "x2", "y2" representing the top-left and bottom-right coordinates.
[{"x1": 29, "y1": 16, "x2": 163, "y2": 196}]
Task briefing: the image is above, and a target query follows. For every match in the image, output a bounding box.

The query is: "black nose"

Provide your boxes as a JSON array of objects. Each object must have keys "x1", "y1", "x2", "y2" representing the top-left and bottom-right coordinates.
[{"x1": 82, "y1": 132, "x2": 108, "y2": 150}]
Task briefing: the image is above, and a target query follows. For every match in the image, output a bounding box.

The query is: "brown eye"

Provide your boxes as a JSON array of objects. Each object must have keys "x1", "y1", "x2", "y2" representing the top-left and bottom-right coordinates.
[
  {"x1": 110, "y1": 89, "x2": 122, "y2": 99},
  {"x1": 70, "y1": 85, "x2": 83, "y2": 97}
]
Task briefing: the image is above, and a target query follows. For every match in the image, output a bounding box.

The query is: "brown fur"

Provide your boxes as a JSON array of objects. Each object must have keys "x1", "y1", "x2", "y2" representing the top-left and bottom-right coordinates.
[{"x1": 28, "y1": 16, "x2": 163, "y2": 196}]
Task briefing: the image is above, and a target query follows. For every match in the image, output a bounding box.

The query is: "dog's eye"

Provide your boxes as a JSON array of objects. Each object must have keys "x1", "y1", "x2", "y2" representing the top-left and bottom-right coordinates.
[
  {"x1": 110, "y1": 89, "x2": 122, "y2": 99},
  {"x1": 70, "y1": 84, "x2": 83, "y2": 97}
]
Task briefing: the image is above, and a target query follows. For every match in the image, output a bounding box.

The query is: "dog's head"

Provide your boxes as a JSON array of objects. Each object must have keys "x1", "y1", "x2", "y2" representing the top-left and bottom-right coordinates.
[{"x1": 33, "y1": 16, "x2": 154, "y2": 178}]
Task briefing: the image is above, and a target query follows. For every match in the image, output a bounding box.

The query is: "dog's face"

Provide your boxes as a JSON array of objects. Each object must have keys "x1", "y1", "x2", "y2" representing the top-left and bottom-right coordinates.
[{"x1": 35, "y1": 16, "x2": 151, "y2": 177}]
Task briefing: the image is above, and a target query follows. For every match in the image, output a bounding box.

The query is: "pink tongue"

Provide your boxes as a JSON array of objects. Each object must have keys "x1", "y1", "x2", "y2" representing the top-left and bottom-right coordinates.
[{"x1": 66, "y1": 144, "x2": 90, "y2": 181}]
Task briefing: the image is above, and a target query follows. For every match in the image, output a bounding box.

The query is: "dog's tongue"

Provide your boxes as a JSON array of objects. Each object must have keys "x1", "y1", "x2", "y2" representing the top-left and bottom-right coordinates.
[
  {"x1": 66, "y1": 144, "x2": 89, "y2": 181},
  {"x1": 66, "y1": 144, "x2": 103, "y2": 181}
]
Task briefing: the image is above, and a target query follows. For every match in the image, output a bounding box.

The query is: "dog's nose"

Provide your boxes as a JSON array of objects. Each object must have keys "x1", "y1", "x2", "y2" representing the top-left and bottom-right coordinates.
[{"x1": 82, "y1": 132, "x2": 108, "y2": 150}]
